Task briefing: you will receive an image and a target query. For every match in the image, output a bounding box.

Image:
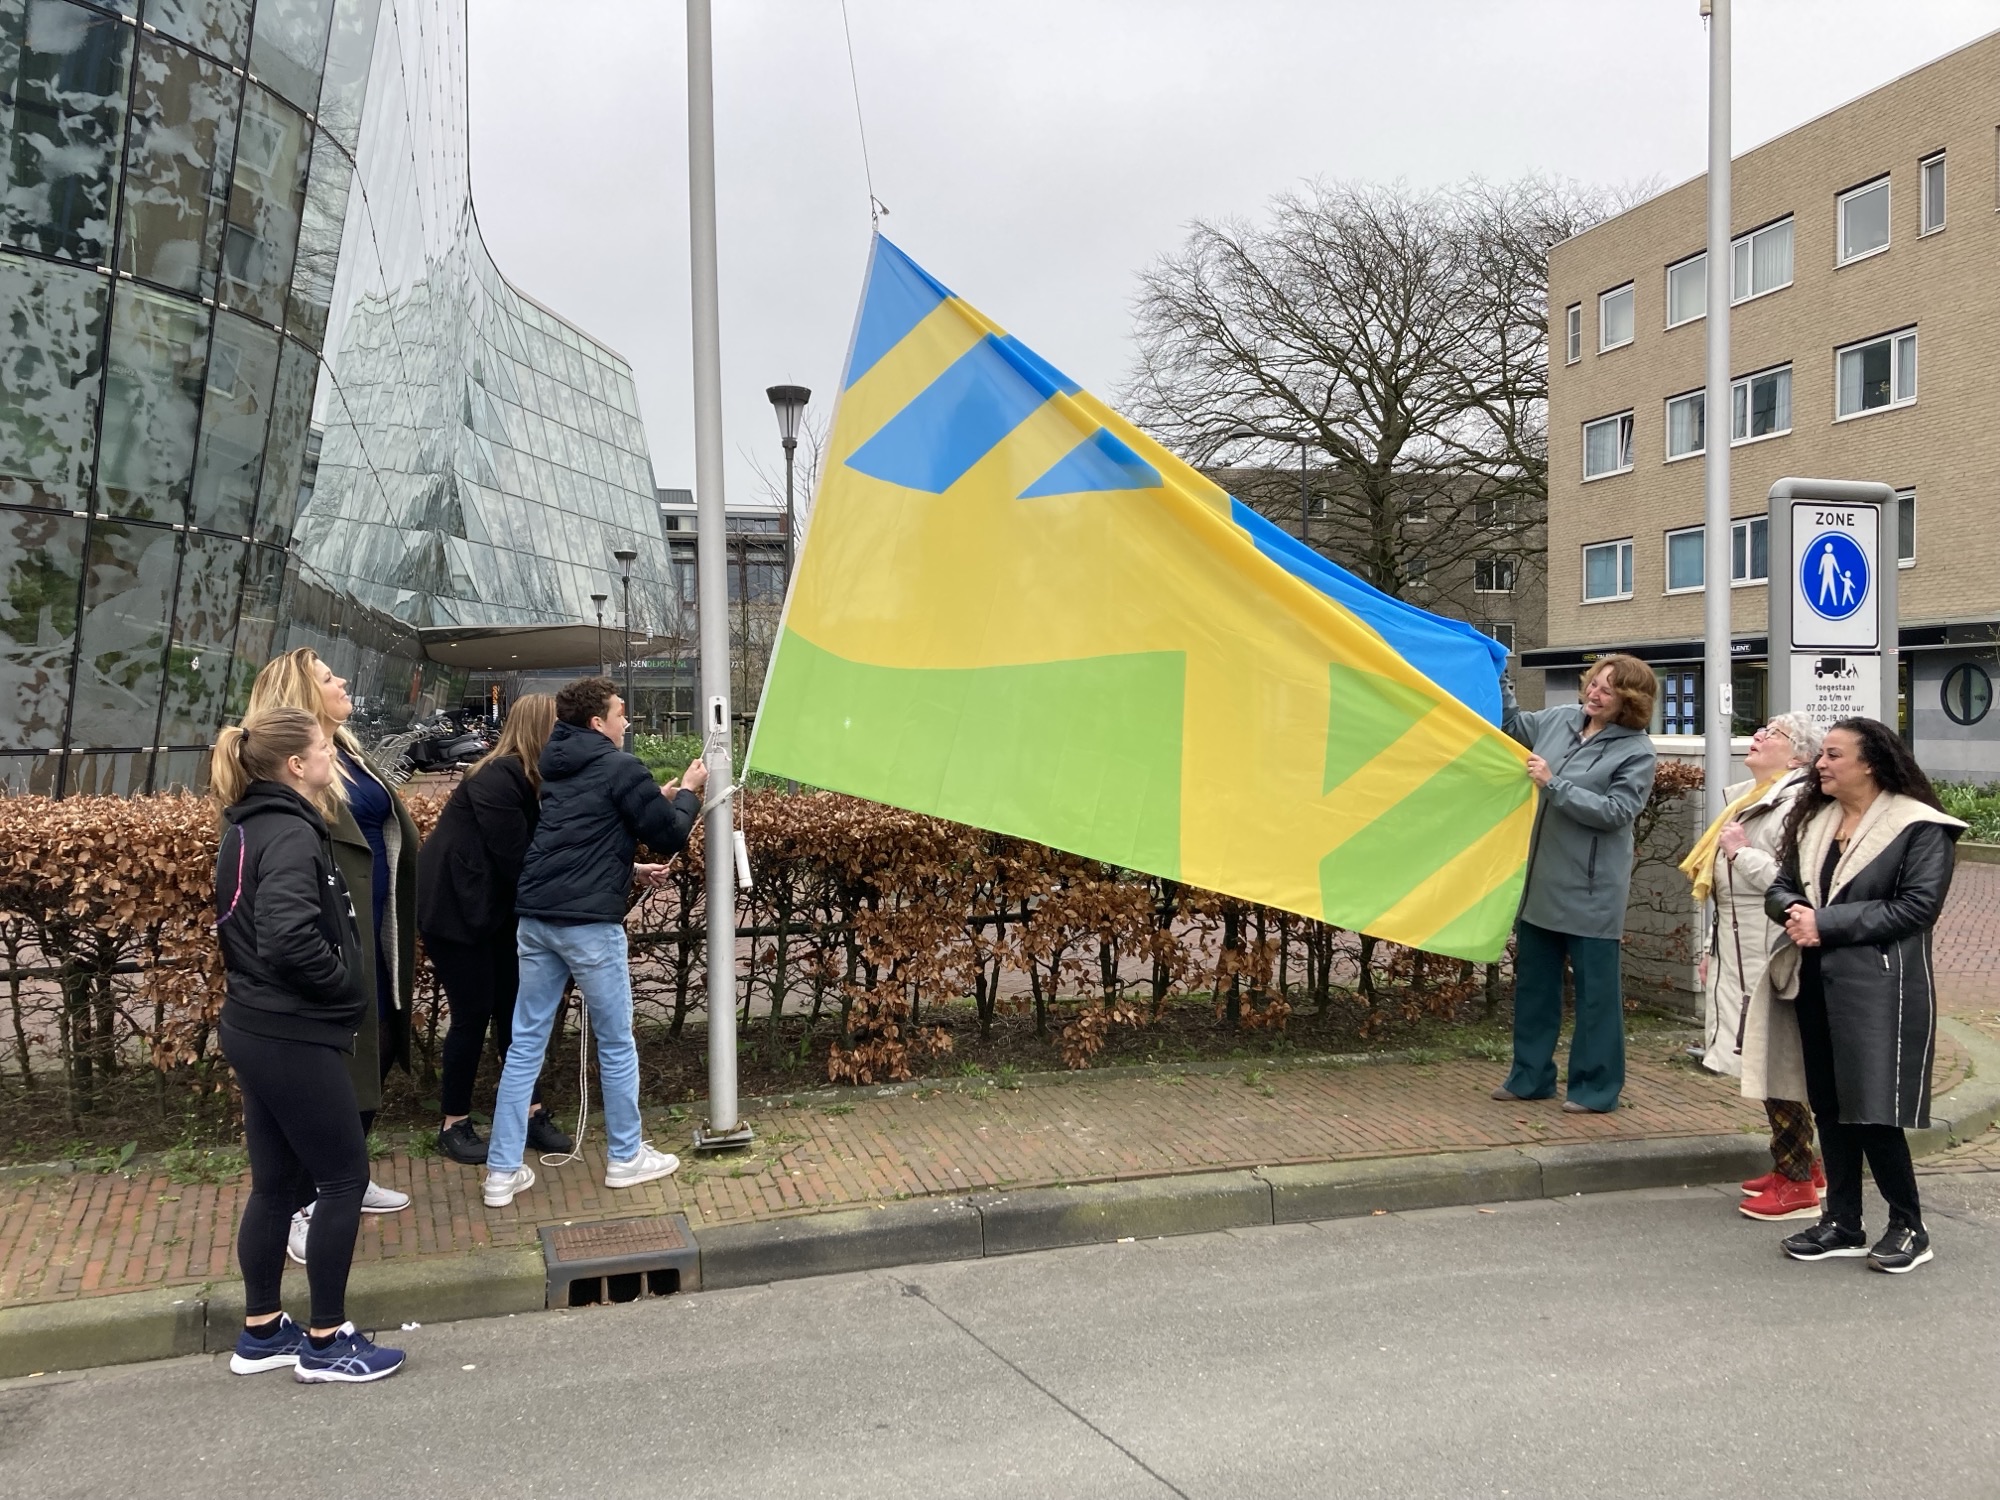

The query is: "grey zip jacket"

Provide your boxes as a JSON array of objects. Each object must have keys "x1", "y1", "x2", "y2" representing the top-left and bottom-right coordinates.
[{"x1": 1502, "y1": 680, "x2": 1658, "y2": 940}]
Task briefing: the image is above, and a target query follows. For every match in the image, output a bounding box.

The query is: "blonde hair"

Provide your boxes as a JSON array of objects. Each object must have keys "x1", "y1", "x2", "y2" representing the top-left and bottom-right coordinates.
[
  {"x1": 469, "y1": 694, "x2": 556, "y2": 792},
  {"x1": 210, "y1": 707, "x2": 323, "y2": 812},
  {"x1": 246, "y1": 647, "x2": 356, "y2": 812},
  {"x1": 1581, "y1": 653, "x2": 1658, "y2": 731}
]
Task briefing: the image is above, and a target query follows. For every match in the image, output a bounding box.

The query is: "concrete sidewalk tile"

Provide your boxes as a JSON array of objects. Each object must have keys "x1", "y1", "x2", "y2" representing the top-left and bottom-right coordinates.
[
  {"x1": 1260, "y1": 1149, "x2": 1542, "y2": 1223},
  {"x1": 0, "y1": 1286, "x2": 205, "y2": 1379},
  {"x1": 1523, "y1": 1134, "x2": 1771, "y2": 1197},
  {"x1": 973, "y1": 1169, "x2": 1271, "y2": 1256},
  {"x1": 696, "y1": 1199, "x2": 984, "y2": 1290}
]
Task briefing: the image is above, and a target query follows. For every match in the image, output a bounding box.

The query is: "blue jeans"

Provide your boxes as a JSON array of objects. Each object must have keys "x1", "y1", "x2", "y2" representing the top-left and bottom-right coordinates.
[{"x1": 487, "y1": 918, "x2": 642, "y2": 1174}]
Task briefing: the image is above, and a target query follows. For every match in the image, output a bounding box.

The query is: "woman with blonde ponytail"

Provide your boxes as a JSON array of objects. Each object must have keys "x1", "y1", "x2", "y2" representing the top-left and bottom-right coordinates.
[
  {"x1": 210, "y1": 706, "x2": 405, "y2": 1382},
  {"x1": 246, "y1": 649, "x2": 420, "y2": 1245}
]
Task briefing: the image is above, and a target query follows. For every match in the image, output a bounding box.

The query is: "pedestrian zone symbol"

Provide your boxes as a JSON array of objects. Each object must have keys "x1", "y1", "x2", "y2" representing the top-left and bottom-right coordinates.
[{"x1": 1801, "y1": 530, "x2": 1869, "y2": 622}]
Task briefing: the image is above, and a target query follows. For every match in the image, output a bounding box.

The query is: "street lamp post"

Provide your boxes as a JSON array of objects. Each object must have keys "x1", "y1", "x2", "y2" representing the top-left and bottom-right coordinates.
[
  {"x1": 613, "y1": 550, "x2": 637, "y2": 751},
  {"x1": 590, "y1": 592, "x2": 608, "y2": 677},
  {"x1": 765, "y1": 385, "x2": 810, "y2": 592},
  {"x1": 1228, "y1": 425, "x2": 1312, "y2": 547}
]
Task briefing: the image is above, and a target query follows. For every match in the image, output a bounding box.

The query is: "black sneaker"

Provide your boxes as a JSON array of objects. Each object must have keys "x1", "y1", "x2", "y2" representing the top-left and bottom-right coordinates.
[
  {"x1": 1867, "y1": 1222, "x2": 1933, "y2": 1274},
  {"x1": 526, "y1": 1110, "x2": 574, "y2": 1155},
  {"x1": 438, "y1": 1119, "x2": 488, "y2": 1165},
  {"x1": 1780, "y1": 1219, "x2": 1869, "y2": 1262}
]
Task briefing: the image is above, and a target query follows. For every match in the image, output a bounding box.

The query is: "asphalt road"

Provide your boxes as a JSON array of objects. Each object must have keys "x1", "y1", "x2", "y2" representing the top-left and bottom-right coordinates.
[{"x1": 4, "y1": 1176, "x2": 1997, "y2": 1499}]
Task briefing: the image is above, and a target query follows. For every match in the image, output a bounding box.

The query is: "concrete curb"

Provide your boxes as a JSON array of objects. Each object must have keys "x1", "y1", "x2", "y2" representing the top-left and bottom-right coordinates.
[{"x1": 7, "y1": 1021, "x2": 1994, "y2": 1378}]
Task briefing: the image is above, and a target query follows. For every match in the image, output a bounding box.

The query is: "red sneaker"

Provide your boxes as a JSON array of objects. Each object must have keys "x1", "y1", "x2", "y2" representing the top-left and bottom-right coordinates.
[
  {"x1": 1741, "y1": 1160, "x2": 1826, "y2": 1195},
  {"x1": 1740, "y1": 1177, "x2": 1823, "y2": 1221}
]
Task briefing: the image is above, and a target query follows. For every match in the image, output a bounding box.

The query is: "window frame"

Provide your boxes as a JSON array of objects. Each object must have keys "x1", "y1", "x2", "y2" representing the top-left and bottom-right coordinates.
[
  {"x1": 1919, "y1": 151, "x2": 1946, "y2": 236},
  {"x1": 1730, "y1": 516, "x2": 1769, "y2": 587},
  {"x1": 1730, "y1": 362, "x2": 1793, "y2": 445},
  {"x1": 1473, "y1": 557, "x2": 1516, "y2": 594},
  {"x1": 1663, "y1": 525, "x2": 1706, "y2": 595},
  {"x1": 1834, "y1": 327, "x2": 1918, "y2": 419},
  {"x1": 1665, "y1": 252, "x2": 1706, "y2": 329},
  {"x1": 1565, "y1": 303, "x2": 1582, "y2": 364},
  {"x1": 1664, "y1": 388, "x2": 1705, "y2": 462},
  {"x1": 1730, "y1": 216, "x2": 1794, "y2": 304},
  {"x1": 1582, "y1": 410, "x2": 1635, "y2": 481},
  {"x1": 1836, "y1": 176, "x2": 1892, "y2": 265},
  {"x1": 1582, "y1": 538, "x2": 1635, "y2": 604},
  {"x1": 1896, "y1": 487, "x2": 1915, "y2": 568},
  {"x1": 1483, "y1": 621, "x2": 1516, "y2": 654},
  {"x1": 1598, "y1": 283, "x2": 1635, "y2": 353}
]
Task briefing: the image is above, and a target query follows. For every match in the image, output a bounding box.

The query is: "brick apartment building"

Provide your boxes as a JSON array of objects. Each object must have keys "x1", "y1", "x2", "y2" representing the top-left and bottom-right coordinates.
[{"x1": 1530, "y1": 29, "x2": 2000, "y2": 779}]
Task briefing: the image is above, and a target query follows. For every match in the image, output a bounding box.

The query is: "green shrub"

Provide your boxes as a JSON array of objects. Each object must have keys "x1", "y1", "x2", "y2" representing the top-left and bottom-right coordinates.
[{"x1": 1934, "y1": 780, "x2": 2000, "y2": 843}]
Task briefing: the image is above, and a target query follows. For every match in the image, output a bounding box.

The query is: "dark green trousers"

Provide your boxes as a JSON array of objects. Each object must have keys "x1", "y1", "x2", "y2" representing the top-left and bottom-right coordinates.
[{"x1": 1503, "y1": 919, "x2": 1625, "y2": 1112}]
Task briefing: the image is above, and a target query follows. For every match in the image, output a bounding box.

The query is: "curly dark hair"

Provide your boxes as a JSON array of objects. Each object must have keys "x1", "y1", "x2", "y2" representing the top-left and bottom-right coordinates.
[
  {"x1": 1779, "y1": 716, "x2": 1941, "y2": 861},
  {"x1": 555, "y1": 675, "x2": 619, "y2": 729}
]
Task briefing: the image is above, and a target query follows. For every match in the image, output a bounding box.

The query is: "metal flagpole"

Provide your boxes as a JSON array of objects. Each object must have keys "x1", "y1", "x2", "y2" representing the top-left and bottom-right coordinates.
[
  {"x1": 687, "y1": 0, "x2": 751, "y2": 1150},
  {"x1": 1701, "y1": 0, "x2": 1734, "y2": 822}
]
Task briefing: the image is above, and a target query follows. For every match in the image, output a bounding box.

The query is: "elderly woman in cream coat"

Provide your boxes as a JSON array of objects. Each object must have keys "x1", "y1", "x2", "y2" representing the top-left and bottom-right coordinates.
[{"x1": 1680, "y1": 712, "x2": 1824, "y2": 1223}]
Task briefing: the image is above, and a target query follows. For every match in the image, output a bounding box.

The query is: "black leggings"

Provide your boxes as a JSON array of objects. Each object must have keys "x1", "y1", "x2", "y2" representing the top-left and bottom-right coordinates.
[
  {"x1": 222, "y1": 1023, "x2": 369, "y2": 1328},
  {"x1": 430, "y1": 933, "x2": 542, "y2": 1119},
  {"x1": 1795, "y1": 982, "x2": 1922, "y2": 1232}
]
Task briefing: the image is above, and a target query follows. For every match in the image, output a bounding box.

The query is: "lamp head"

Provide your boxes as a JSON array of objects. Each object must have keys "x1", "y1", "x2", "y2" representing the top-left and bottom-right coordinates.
[
  {"x1": 766, "y1": 384, "x2": 811, "y2": 448},
  {"x1": 612, "y1": 548, "x2": 637, "y2": 582}
]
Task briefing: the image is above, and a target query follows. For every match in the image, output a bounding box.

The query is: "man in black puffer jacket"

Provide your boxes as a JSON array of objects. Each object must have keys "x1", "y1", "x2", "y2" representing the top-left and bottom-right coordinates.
[{"x1": 482, "y1": 677, "x2": 706, "y2": 1208}]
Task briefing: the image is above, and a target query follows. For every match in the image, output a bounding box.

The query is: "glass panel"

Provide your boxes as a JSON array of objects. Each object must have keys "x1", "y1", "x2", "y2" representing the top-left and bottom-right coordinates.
[
  {"x1": 1730, "y1": 238, "x2": 1750, "y2": 300},
  {"x1": 1897, "y1": 491, "x2": 1915, "y2": 563},
  {"x1": 316, "y1": 0, "x2": 380, "y2": 150},
  {"x1": 1619, "y1": 544, "x2": 1632, "y2": 596},
  {"x1": 144, "y1": 0, "x2": 252, "y2": 67},
  {"x1": 219, "y1": 86, "x2": 310, "y2": 323},
  {"x1": 1666, "y1": 393, "x2": 1703, "y2": 457},
  {"x1": 1921, "y1": 157, "x2": 1945, "y2": 232},
  {"x1": 1585, "y1": 546, "x2": 1618, "y2": 599},
  {"x1": 1, "y1": 0, "x2": 133, "y2": 264},
  {"x1": 1839, "y1": 340, "x2": 1891, "y2": 415},
  {"x1": 0, "y1": 506, "x2": 85, "y2": 748},
  {"x1": 1599, "y1": 286, "x2": 1633, "y2": 348},
  {"x1": 226, "y1": 540, "x2": 284, "y2": 712},
  {"x1": 1667, "y1": 530, "x2": 1704, "y2": 590},
  {"x1": 154, "y1": 746, "x2": 207, "y2": 791},
  {"x1": 1750, "y1": 220, "x2": 1790, "y2": 295},
  {"x1": 95, "y1": 282, "x2": 210, "y2": 522},
  {"x1": 1737, "y1": 368, "x2": 1789, "y2": 438},
  {"x1": 1840, "y1": 182, "x2": 1889, "y2": 260},
  {"x1": 189, "y1": 310, "x2": 280, "y2": 534},
  {"x1": 0, "y1": 250, "x2": 106, "y2": 509},
  {"x1": 1896, "y1": 333, "x2": 1916, "y2": 401},
  {"x1": 247, "y1": 0, "x2": 334, "y2": 114},
  {"x1": 67, "y1": 516, "x2": 176, "y2": 745},
  {"x1": 1666, "y1": 256, "x2": 1704, "y2": 325},
  {"x1": 118, "y1": 34, "x2": 240, "y2": 296},
  {"x1": 67, "y1": 748, "x2": 152, "y2": 794},
  {"x1": 286, "y1": 129, "x2": 351, "y2": 345},
  {"x1": 157, "y1": 529, "x2": 244, "y2": 741},
  {"x1": 252, "y1": 335, "x2": 317, "y2": 544},
  {"x1": 0, "y1": 752, "x2": 64, "y2": 794}
]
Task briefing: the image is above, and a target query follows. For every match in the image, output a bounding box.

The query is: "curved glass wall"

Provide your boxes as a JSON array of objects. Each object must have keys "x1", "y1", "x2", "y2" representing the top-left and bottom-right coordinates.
[{"x1": 0, "y1": 0, "x2": 667, "y2": 793}]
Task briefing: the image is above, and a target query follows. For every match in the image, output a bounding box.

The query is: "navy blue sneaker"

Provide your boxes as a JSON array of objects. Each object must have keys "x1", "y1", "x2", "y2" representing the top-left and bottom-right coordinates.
[
  {"x1": 293, "y1": 1323, "x2": 406, "y2": 1384},
  {"x1": 229, "y1": 1314, "x2": 307, "y2": 1375}
]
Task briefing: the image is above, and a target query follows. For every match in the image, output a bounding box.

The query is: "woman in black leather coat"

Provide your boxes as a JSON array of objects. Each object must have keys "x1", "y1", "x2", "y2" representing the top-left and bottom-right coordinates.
[{"x1": 1764, "y1": 717, "x2": 1963, "y2": 1274}]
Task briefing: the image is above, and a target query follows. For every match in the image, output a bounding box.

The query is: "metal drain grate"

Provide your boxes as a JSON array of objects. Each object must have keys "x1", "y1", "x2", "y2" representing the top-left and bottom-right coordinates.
[{"x1": 540, "y1": 1213, "x2": 700, "y2": 1307}]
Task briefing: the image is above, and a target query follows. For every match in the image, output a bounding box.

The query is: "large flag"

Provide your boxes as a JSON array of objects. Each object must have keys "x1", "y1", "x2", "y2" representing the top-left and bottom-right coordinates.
[{"x1": 747, "y1": 237, "x2": 1534, "y2": 962}]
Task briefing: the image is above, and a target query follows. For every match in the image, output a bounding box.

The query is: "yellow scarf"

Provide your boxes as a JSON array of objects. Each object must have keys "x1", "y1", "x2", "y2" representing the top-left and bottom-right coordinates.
[{"x1": 1679, "y1": 774, "x2": 1782, "y2": 905}]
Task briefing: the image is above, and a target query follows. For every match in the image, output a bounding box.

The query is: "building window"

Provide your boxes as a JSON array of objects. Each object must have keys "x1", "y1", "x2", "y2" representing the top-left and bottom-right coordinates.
[
  {"x1": 1665, "y1": 526, "x2": 1705, "y2": 593},
  {"x1": 1565, "y1": 303, "x2": 1581, "y2": 364},
  {"x1": 1837, "y1": 177, "x2": 1891, "y2": 263},
  {"x1": 1896, "y1": 488, "x2": 1915, "y2": 566},
  {"x1": 1404, "y1": 495, "x2": 1428, "y2": 523},
  {"x1": 1731, "y1": 516, "x2": 1768, "y2": 584},
  {"x1": 1731, "y1": 218, "x2": 1793, "y2": 301},
  {"x1": 1659, "y1": 667, "x2": 1701, "y2": 736},
  {"x1": 1942, "y1": 662, "x2": 1993, "y2": 727},
  {"x1": 1666, "y1": 253, "x2": 1706, "y2": 327},
  {"x1": 1731, "y1": 365, "x2": 1791, "y2": 441},
  {"x1": 1474, "y1": 558, "x2": 1516, "y2": 593},
  {"x1": 1665, "y1": 390, "x2": 1705, "y2": 459},
  {"x1": 1599, "y1": 284, "x2": 1634, "y2": 351},
  {"x1": 1483, "y1": 621, "x2": 1516, "y2": 653},
  {"x1": 1836, "y1": 328, "x2": 1916, "y2": 417},
  {"x1": 1920, "y1": 152, "x2": 1946, "y2": 234},
  {"x1": 1583, "y1": 538, "x2": 1634, "y2": 602},
  {"x1": 1583, "y1": 411, "x2": 1634, "y2": 479},
  {"x1": 1473, "y1": 496, "x2": 1517, "y2": 528}
]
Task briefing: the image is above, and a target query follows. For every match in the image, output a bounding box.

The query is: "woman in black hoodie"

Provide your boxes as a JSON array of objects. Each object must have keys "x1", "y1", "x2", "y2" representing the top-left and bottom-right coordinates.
[{"x1": 213, "y1": 706, "x2": 405, "y2": 1384}]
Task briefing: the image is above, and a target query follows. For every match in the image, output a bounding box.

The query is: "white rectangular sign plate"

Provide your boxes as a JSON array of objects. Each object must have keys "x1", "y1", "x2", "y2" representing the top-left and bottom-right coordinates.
[
  {"x1": 1791, "y1": 501, "x2": 1879, "y2": 651},
  {"x1": 1789, "y1": 652, "x2": 1883, "y2": 727}
]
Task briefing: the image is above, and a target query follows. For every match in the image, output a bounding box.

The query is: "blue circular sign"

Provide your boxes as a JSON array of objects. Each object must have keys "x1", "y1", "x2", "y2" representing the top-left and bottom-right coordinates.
[{"x1": 1800, "y1": 530, "x2": 1870, "y2": 621}]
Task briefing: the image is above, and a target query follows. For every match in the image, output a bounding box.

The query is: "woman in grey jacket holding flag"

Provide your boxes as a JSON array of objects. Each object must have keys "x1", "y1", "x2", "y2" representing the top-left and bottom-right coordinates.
[{"x1": 1493, "y1": 656, "x2": 1659, "y2": 1113}]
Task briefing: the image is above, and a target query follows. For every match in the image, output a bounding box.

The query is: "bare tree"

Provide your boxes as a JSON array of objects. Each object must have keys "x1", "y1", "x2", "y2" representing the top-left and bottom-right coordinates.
[{"x1": 1124, "y1": 176, "x2": 1643, "y2": 600}]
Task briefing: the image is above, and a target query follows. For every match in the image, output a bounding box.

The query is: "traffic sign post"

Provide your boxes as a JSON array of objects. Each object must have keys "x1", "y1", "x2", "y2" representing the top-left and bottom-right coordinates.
[{"x1": 1767, "y1": 477, "x2": 1898, "y2": 730}]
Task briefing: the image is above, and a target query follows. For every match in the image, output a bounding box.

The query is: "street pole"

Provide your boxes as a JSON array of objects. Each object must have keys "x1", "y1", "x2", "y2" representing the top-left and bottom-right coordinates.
[
  {"x1": 1701, "y1": 0, "x2": 1733, "y2": 822},
  {"x1": 591, "y1": 593, "x2": 607, "y2": 677},
  {"x1": 614, "y1": 549, "x2": 637, "y2": 751},
  {"x1": 687, "y1": 0, "x2": 749, "y2": 1149},
  {"x1": 1298, "y1": 439, "x2": 1309, "y2": 548}
]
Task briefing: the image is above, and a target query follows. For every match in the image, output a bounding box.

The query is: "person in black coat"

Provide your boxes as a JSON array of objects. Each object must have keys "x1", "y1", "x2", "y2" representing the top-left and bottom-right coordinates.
[
  {"x1": 418, "y1": 694, "x2": 574, "y2": 1165},
  {"x1": 211, "y1": 705, "x2": 405, "y2": 1383},
  {"x1": 1764, "y1": 717, "x2": 1964, "y2": 1275}
]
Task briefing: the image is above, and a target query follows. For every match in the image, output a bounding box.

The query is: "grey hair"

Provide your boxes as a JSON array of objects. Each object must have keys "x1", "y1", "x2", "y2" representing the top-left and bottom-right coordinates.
[{"x1": 1768, "y1": 711, "x2": 1825, "y2": 767}]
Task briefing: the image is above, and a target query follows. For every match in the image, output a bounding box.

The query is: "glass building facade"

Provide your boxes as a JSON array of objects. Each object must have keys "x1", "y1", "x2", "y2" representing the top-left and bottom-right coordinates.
[{"x1": 0, "y1": 0, "x2": 669, "y2": 794}]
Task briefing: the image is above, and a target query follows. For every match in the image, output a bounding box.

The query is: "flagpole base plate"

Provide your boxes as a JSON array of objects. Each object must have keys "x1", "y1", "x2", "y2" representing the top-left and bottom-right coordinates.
[{"x1": 693, "y1": 1120, "x2": 756, "y2": 1153}]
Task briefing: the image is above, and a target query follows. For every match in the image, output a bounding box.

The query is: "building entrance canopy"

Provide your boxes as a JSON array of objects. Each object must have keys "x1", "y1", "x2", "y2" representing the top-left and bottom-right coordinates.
[{"x1": 419, "y1": 625, "x2": 681, "y2": 671}]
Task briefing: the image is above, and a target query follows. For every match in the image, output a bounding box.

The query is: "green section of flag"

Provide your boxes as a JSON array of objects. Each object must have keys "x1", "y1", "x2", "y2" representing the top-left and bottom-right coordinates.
[
  {"x1": 1413, "y1": 866, "x2": 1529, "y2": 962},
  {"x1": 1322, "y1": 663, "x2": 1440, "y2": 795},
  {"x1": 751, "y1": 629, "x2": 1185, "y2": 877},
  {"x1": 1318, "y1": 735, "x2": 1530, "y2": 934}
]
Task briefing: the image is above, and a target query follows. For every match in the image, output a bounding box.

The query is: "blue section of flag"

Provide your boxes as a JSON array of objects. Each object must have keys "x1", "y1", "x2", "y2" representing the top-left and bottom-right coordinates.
[
  {"x1": 844, "y1": 238, "x2": 955, "y2": 389},
  {"x1": 1229, "y1": 499, "x2": 1507, "y2": 723},
  {"x1": 1020, "y1": 428, "x2": 1163, "y2": 498},
  {"x1": 845, "y1": 335, "x2": 1051, "y2": 494},
  {"x1": 993, "y1": 334, "x2": 1080, "y2": 398}
]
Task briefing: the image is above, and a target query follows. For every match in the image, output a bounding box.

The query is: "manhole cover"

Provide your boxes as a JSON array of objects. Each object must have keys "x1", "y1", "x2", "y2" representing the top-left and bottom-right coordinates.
[{"x1": 546, "y1": 1216, "x2": 689, "y2": 1263}]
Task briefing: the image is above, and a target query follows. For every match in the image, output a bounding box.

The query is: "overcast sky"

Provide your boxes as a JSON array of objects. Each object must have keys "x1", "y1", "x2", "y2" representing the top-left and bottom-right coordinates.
[{"x1": 465, "y1": 1, "x2": 1998, "y2": 513}]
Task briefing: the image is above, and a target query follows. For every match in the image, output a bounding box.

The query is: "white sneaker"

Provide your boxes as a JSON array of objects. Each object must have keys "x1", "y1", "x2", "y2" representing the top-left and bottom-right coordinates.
[
  {"x1": 483, "y1": 1165, "x2": 535, "y2": 1208},
  {"x1": 604, "y1": 1144, "x2": 679, "y2": 1189},
  {"x1": 361, "y1": 1180, "x2": 410, "y2": 1213},
  {"x1": 286, "y1": 1207, "x2": 311, "y2": 1266}
]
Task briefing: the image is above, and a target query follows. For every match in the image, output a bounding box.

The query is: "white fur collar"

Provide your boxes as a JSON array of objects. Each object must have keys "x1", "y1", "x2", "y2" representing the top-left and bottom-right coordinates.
[{"x1": 1795, "y1": 793, "x2": 1967, "y2": 905}]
